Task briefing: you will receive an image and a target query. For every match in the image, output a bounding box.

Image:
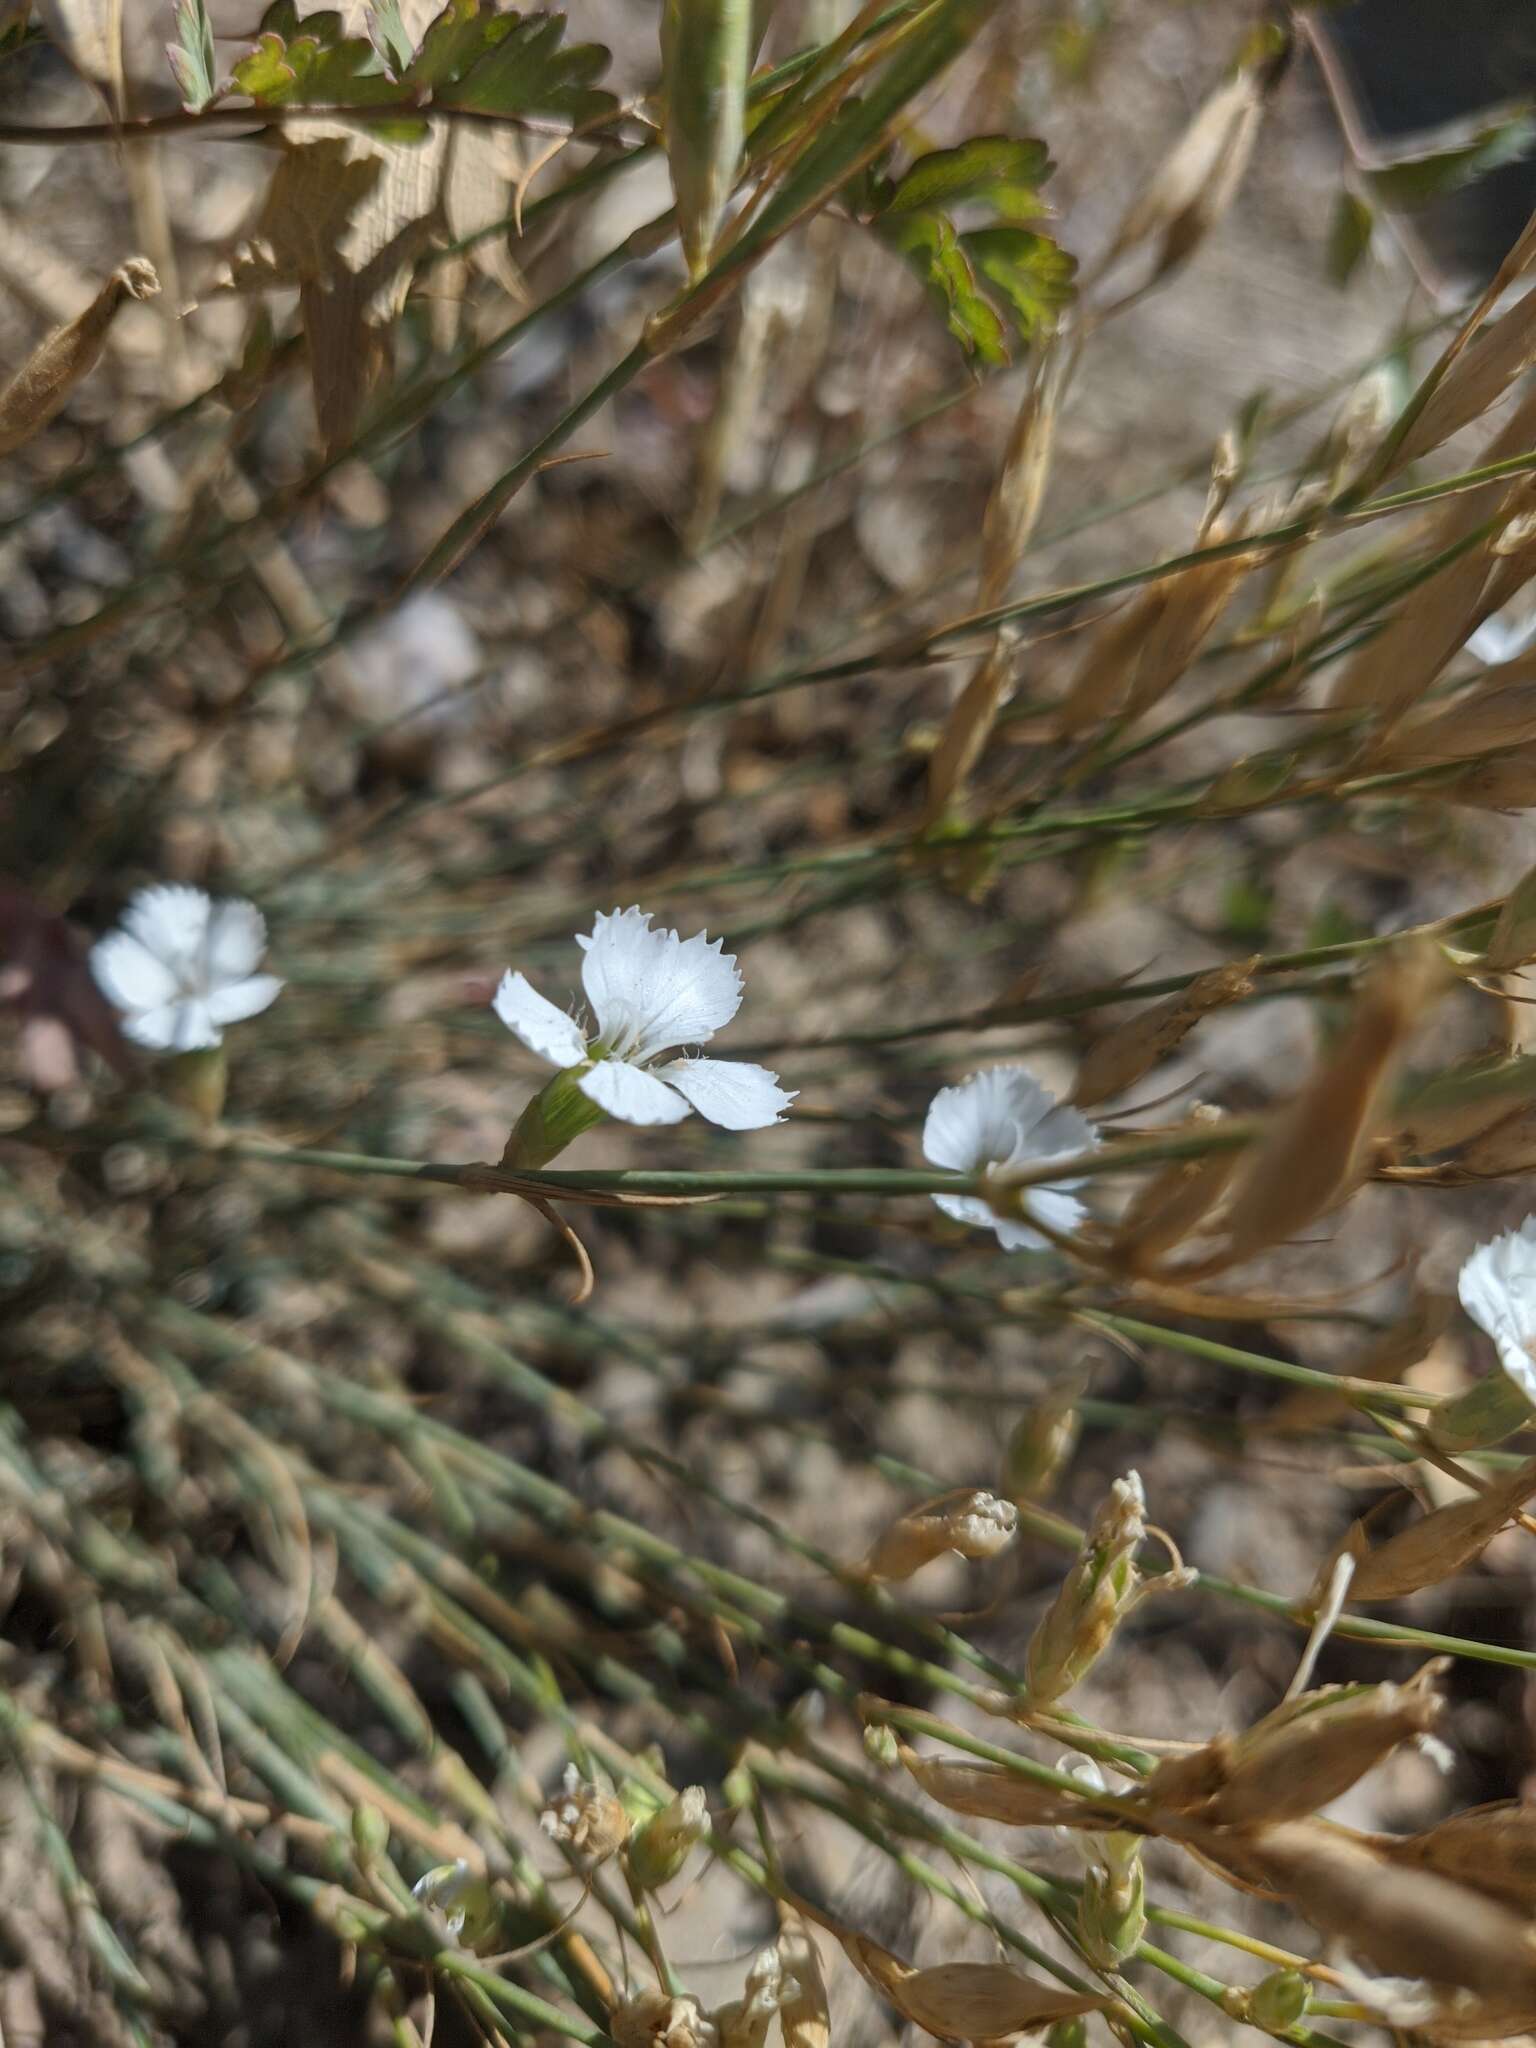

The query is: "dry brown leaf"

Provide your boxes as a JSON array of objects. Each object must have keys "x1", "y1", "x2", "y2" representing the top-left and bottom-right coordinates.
[
  {"x1": 1214, "y1": 940, "x2": 1443, "y2": 1268},
  {"x1": 1186, "y1": 1670, "x2": 1444, "y2": 1827},
  {"x1": 1345, "y1": 1460, "x2": 1536, "y2": 1602},
  {"x1": 1394, "y1": 288, "x2": 1536, "y2": 471},
  {"x1": 0, "y1": 257, "x2": 158, "y2": 457},
  {"x1": 897, "y1": 1744, "x2": 1107, "y2": 1829},
  {"x1": 1072, "y1": 961, "x2": 1257, "y2": 1108},
  {"x1": 840, "y1": 1934, "x2": 1110, "y2": 2040},
  {"x1": 1226, "y1": 1820, "x2": 1536, "y2": 2002},
  {"x1": 775, "y1": 1908, "x2": 830, "y2": 2048}
]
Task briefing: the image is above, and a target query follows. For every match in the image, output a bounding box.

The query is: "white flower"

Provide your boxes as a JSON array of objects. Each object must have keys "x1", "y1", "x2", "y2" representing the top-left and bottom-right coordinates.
[
  {"x1": 90, "y1": 886, "x2": 283, "y2": 1053},
  {"x1": 923, "y1": 1066, "x2": 1096, "y2": 1250},
  {"x1": 493, "y1": 906, "x2": 794, "y2": 1130},
  {"x1": 1457, "y1": 1217, "x2": 1536, "y2": 1405}
]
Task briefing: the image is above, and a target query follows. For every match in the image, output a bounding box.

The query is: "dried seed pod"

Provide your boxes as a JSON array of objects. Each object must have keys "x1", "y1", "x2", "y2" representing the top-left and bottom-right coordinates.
[
  {"x1": 840, "y1": 1933, "x2": 1112, "y2": 2040},
  {"x1": 897, "y1": 1743, "x2": 1110, "y2": 1830},
  {"x1": 1393, "y1": 286, "x2": 1536, "y2": 471},
  {"x1": 978, "y1": 338, "x2": 1072, "y2": 611},
  {"x1": 863, "y1": 1489, "x2": 1018, "y2": 1583},
  {"x1": 1370, "y1": 682, "x2": 1536, "y2": 772},
  {"x1": 775, "y1": 1907, "x2": 830, "y2": 2048},
  {"x1": 0, "y1": 257, "x2": 159, "y2": 459},
  {"x1": 1097, "y1": 32, "x2": 1285, "y2": 304},
  {"x1": 1227, "y1": 1820, "x2": 1536, "y2": 2002},
  {"x1": 1199, "y1": 1668, "x2": 1446, "y2": 1824},
  {"x1": 1451, "y1": 744, "x2": 1536, "y2": 810},
  {"x1": 612, "y1": 1991, "x2": 720, "y2": 2048},
  {"x1": 1347, "y1": 1461, "x2": 1536, "y2": 1600},
  {"x1": 1216, "y1": 940, "x2": 1443, "y2": 1268},
  {"x1": 1002, "y1": 1378, "x2": 1083, "y2": 1505},
  {"x1": 539, "y1": 1764, "x2": 631, "y2": 1863},
  {"x1": 1486, "y1": 864, "x2": 1536, "y2": 973},
  {"x1": 1071, "y1": 961, "x2": 1257, "y2": 1109},
  {"x1": 1109, "y1": 1106, "x2": 1241, "y2": 1270},
  {"x1": 1022, "y1": 1472, "x2": 1191, "y2": 1705},
  {"x1": 714, "y1": 1945, "x2": 797, "y2": 2048},
  {"x1": 1389, "y1": 1803, "x2": 1536, "y2": 1913}
]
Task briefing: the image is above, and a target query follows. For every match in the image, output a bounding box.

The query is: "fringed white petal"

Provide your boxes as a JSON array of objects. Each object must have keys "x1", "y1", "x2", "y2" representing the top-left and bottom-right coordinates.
[
  {"x1": 577, "y1": 1057, "x2": 691, "y2": 1125},
  {"x1": 578, "y1": 907, "x2": 743, "y2": 1061},
  {"x1": 204, "y1": 898, "x2": 268, "y2": 981},
  {"x1": 492, "y1": 970, "x2": 588, "y2": 1067},
  {"x1": 659, "y1": 1057, "x2": 794, "y2": 1130},
  {"x1": 1459, "y1": 1217, "x2": 1536, "y2": 1404},
  {"x1": 90, "y1": 931, "x2": 179, "y2": 1012}
]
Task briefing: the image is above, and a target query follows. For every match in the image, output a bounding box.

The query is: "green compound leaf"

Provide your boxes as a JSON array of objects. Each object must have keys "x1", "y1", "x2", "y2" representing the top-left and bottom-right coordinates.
[
  {"x1": 863, "y1": 133, "x2": 1073, "y2": 363},
  {"x1": 412, "y1": 5, "x2": 616, "y2": 127},
  {"x1": 962, "y1": 226, "x2": 1077, "y2": 341},
  {"x1": 232, "y1": 24, "x2": 404, "y2": 107},
  {"x1": 886, "y1": 135, "x2": 1052, "y2": 218},
  {"x1": 882, "y1": 210, "x2": 1009, "y2": 365},
  {"x1": 231, "y1": 1, "x2": 616, "y2": 130}
]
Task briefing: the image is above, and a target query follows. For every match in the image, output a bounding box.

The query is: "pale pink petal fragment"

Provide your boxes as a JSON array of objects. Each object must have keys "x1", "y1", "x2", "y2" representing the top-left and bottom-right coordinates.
[
  {"x1": 577, "y1": 1057, "x2": 691, "y2": 1125},
  {"x1": 492, "y1": 969, "x2": 588, "y2": 1068},
  {"x1": 660, "y1": 1057, "x2": 795, "y2": 1130}
]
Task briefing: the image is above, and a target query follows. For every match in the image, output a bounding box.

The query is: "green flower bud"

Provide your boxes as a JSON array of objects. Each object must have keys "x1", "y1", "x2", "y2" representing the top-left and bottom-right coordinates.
[
  {"x1": 1044, "y1": 2019, "x2": 1088, "y2": 2048},
  {"x1": 1248, "y1": 1969, "x2": 1310, "y2": 2031},
  {"x1": 863, "y1": 1723, "x2": 900, "y2": 1769},
  {"x1": 351, "y1": 1802, "x2": 390, "y2": 1861},
  {"x1": 1078, "y1": 1856, "x2": 1145, "y2": 1970},
  {"x1": 626, "y1": 1785, "x2": 708, "y2": 1891},
  {"x1": 164, "y1": 1045, "x2": 227, "y2": 1125},
  {"x1": 1002, "y1": 1381, "x2": 1081, "y2": 1504},
  {"x1": 411, "y1": 1860, "x2": 500, "y2": 1950},
  {"x1": 502, "y1": 1063, "x2": 608, "y2": 1169}
]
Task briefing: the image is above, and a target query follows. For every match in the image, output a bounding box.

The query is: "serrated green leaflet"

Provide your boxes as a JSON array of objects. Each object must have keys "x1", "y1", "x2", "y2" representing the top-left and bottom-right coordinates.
[
  {"x1": 232, "y1": 27, "x2": 402, "y2": 107},
  {"x1": 886, "y1": 134, "x2": 1052, "y2": 217},
  {"x1": 963, "y1": 226, "x2": 1077, "y2": 341},
  {"x1": 881, "y1": 211, "x2": 1009, "y2": 363}
]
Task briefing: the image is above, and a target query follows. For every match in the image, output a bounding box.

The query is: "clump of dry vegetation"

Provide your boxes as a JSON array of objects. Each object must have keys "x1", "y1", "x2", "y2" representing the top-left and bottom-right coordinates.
[{"x1": 9, "y1": 1, "x2": 1536, "y2": 2044}]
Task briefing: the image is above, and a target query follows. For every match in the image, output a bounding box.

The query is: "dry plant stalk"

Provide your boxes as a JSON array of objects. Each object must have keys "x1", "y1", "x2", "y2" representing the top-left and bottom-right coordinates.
[
  {"x1": 1053, "y1": 524, "x2": 1256, "y2": 739},
  {"x1": 1210, "y1": 939, "x2": 1444, "y2": 1270},
  {"x1": 0, "y1": 258, "x2": 159, "y2": 457}
]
